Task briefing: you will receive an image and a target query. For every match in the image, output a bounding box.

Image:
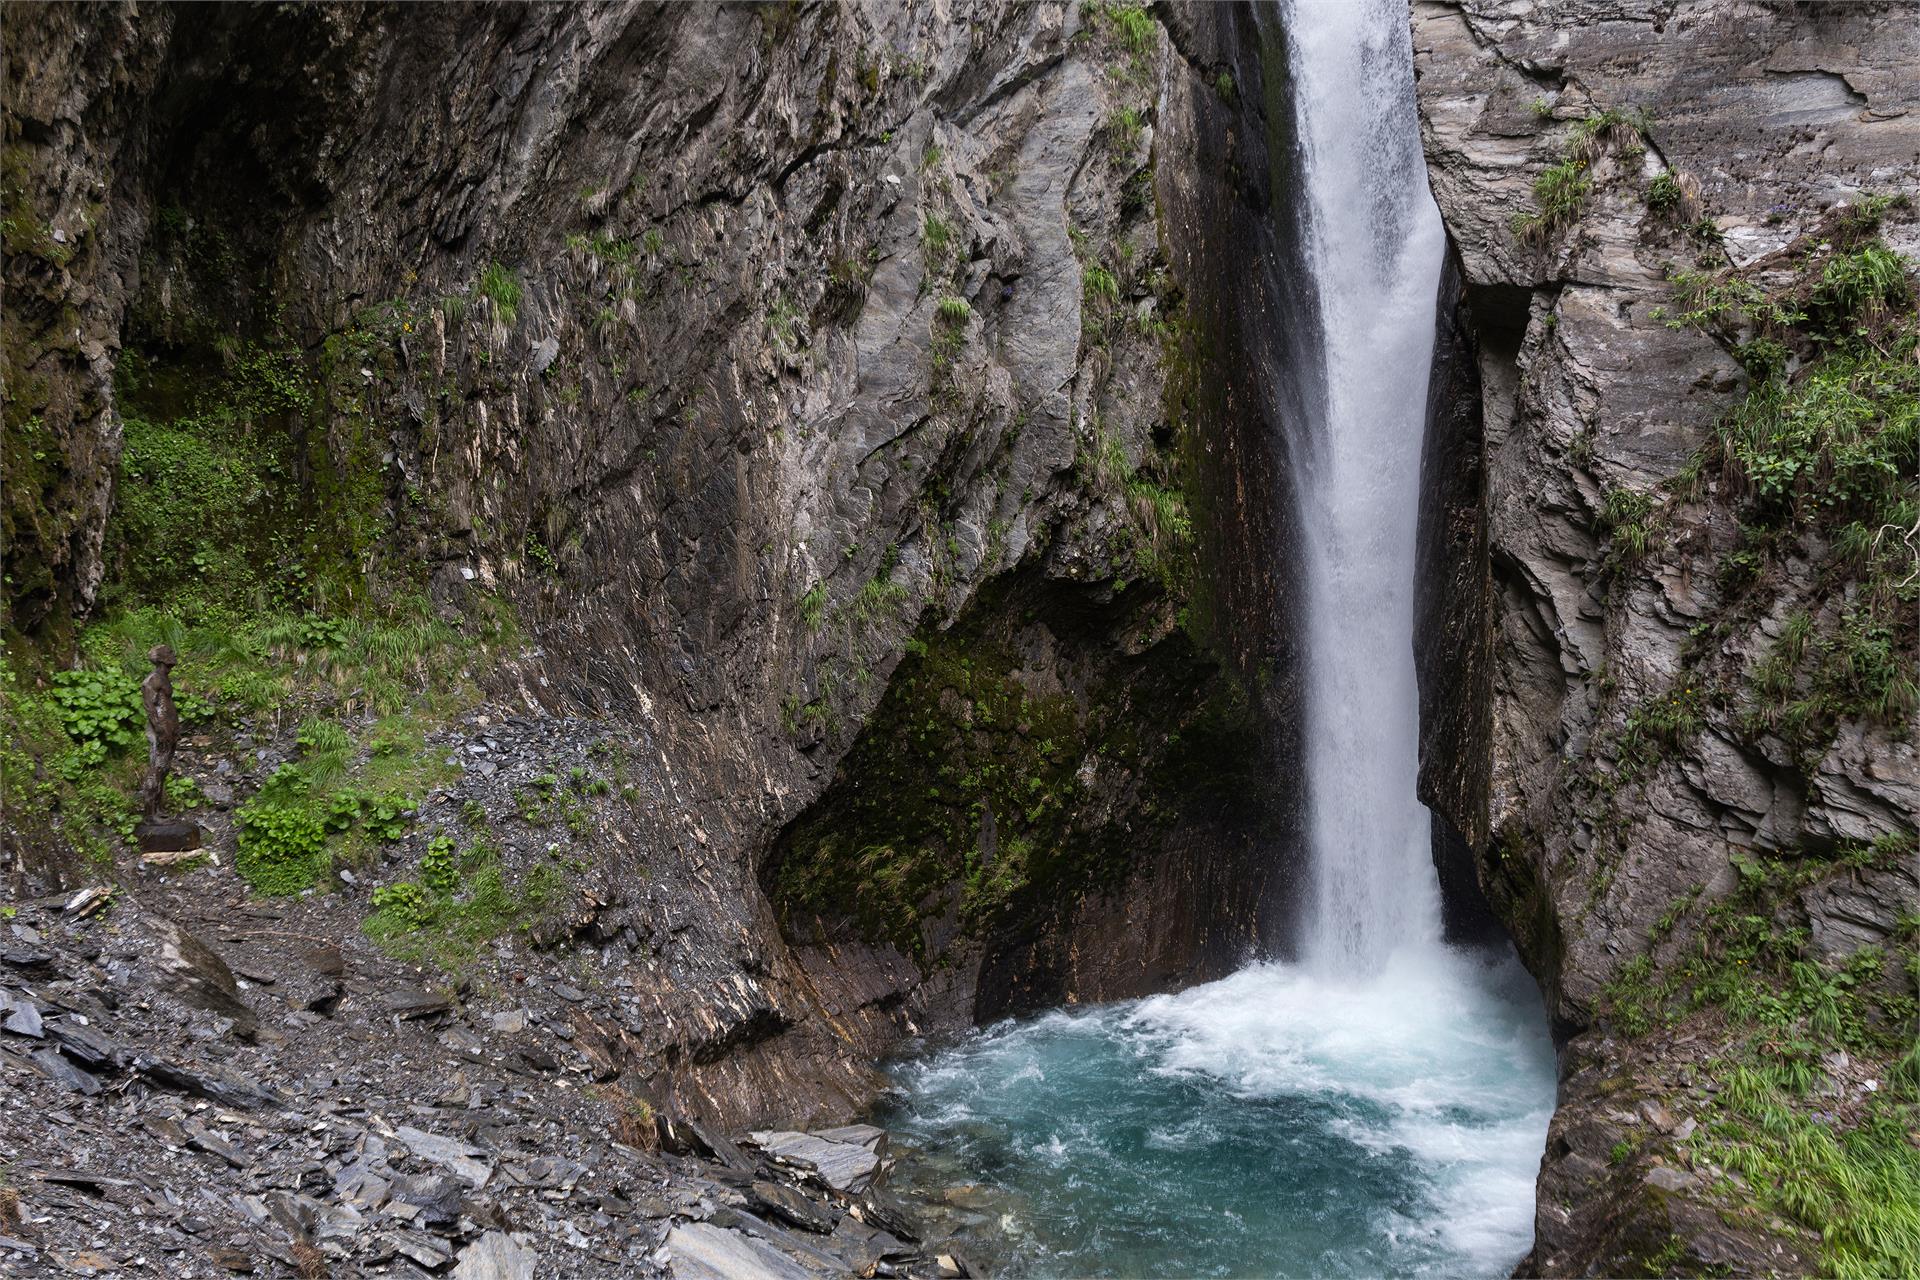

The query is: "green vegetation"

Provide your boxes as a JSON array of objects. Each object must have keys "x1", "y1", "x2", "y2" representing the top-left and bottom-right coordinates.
[
  {"x1": 769, "y1": 581, "x2": 1258, "y2": 960},
  {"x1": 363, "y1": 833, "x2": 565, "y2": 967},
  {"x1": 6, "y1": 590, "x2": 511, "y2": 885},
  {"x1": 1083, "y1": 265, "x2": 1120, "y2": 302},
  {"x1": 48, "y1": 667, "x2": 145, "y2": 768},
  {"x1": 1511, "y1": 107, "x2": 1647, "y2": 245},
  {"x1": 1084, "y1": 1, "x2": 1155, "y2": 57},
  {"x1": 1716, "y1": 342, "x2": 1915, "y2": 529},
  {"x1": 11, "y1": 331, "x2": 515, "y2": 884},
  {"x1": 1659, "y1": 216, "x2": 1918, "y2": 748},
  {"x1": 767, "y1": 293, "x2": 801, "y2": 349},
  {"x1": 935, "y1": 294, "x2": 972, "y2": 324},
  {"x1": 479, "y1": 261, "x2": 523, "y2": 326},
  {"x1": 1079, "y1": 421, "x2": 1193, "y2": 591},
  {"x1": 922, "y1": 214, "x2": 953, "y2": 260},
  {"x1": 1597, "y1": 485, "x2": 1661, "y2": 570},
  {"x1": 1616, "y1": 683, "x2": 1705, "y2": 775},
  {"x1": 109, "y1": 341, "x2": 368, "y2": 608},
  {"x1": 1644, "y1": 171, "x2": 1684, "y2": 214},
  {"x1": 769, "y1": 629, "x2": 1084, "y2": 953},
  {"x1": 1602, "y1": 839, "x2": 1919, "y2": 1279},
  {"x1": 1517, "y1": 160, "x2": 1593, "y2": 244},
  {"x1": 799, "y1": 581, "x2": 828, "y2": 630}
]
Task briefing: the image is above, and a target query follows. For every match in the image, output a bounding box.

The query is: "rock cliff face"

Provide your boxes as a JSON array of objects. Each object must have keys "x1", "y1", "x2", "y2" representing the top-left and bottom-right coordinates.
[
  {"x1": 1412, "y1": 2, "x2": 1918, "y2": 1273},
  {"x1": 3, "y1": 0, "x2": 1318, "y2": 1132}
]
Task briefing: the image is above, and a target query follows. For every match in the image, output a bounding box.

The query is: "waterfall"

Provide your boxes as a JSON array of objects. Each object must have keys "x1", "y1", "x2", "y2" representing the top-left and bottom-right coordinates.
[
  {"x1": 1283, "y1": 0, "x2": 1448, "y2": 973},
  {"x1": 880, "y1": 7, "x2": 1559, "y2": 1273}
]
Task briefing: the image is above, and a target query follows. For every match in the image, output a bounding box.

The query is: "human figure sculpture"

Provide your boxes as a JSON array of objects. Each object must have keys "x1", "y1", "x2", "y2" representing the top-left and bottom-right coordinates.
[{"x1": 139, "y1": 644, "x2": 180, "y2": 820}]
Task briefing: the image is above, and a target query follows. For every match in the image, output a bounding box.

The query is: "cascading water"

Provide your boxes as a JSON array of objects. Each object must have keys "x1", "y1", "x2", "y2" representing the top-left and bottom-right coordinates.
[
  {"x1": 1289, "y1": 0, "x2": 1447, "y2": 975},
  {"x1": 877, "y1": 4, "x2": 1556, "y2": 1275}
]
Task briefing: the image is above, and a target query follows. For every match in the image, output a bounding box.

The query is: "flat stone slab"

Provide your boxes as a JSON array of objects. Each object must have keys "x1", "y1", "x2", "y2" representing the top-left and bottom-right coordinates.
[
  {"x1": 395, "y1": 1125, "x2": 493, "y2": 1187},
  {"x1": 812, "y1": 1123, "x2": 887, "y2": 1153},
  {"x1": 747, "y1": 1130, "x2": 881, "y2": 1193},
  {"x1": 668, "y1": 1222, "x2": 814, "y2": 1280},
  {"x1": 452, "y1": 1232, "x2": 536, "y2": 1280}
]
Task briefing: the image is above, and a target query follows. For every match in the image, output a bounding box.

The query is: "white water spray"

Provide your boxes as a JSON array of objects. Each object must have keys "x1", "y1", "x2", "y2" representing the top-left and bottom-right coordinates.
[{"x1": 1285, "y1": 0, "x2": 1449, "y2": 973}]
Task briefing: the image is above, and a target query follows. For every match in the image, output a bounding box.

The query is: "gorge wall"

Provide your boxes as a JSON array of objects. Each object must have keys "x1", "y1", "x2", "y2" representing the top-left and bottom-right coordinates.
[
  {"x1": 4, "y1": 0, "x2": 1318, "y2": 1131},
  {"x1": 1411, "y1": 2, "x2": 1919, "y2": 1274}
]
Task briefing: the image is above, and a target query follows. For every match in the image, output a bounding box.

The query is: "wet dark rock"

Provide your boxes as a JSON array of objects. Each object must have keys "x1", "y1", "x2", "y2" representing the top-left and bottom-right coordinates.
[
  {"x1": 385, "y1": 988, "x2": 452, "y2": 1021},
  {"x1": 134, "y1": 1056, "x2": 287, "y2": 1110},
  {"x1": 28, "y1": 1046, "x2": 103, "y2": 1094},
  {"x1": 46, "y1": 1017, "x2": 119, "y2": 1069},
  {"x1": 390, "y1": 1174, "x2": 467, "y2": 1228},
  {"x1": 1, "y1": 989, "x2": 44, "y2": 1038},
  {"x1": 658, "y1": 1114, "x2": 757, "y2": 1177},
  {"x1": 385, "y1": 1227, "x2": 454, "y2": 1270},
  {"x1": 183, "y1": 1117, "x2": 247, "y2": 1168},
  {"x1": 0, "y1": 942, "x2": 53, "y2": 970},
  {"x1": 748, "y1": 1179, "x2": 837, "y2": 1234},
  {"x1": 151, "y1": 917, "x2": 258, "y2": 1037},
  {"x1": 666, "y1": 1221, "x2": 809, "y2": 1280},
  {"x1": 849, "y1": 1187, "x2": 923, "y2": 1244}
]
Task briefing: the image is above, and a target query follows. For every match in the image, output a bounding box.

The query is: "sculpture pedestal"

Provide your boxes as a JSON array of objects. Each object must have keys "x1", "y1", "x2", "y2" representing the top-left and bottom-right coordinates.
[{"x1": 136, "y1": 819, "x2": 203, "y2": 854}]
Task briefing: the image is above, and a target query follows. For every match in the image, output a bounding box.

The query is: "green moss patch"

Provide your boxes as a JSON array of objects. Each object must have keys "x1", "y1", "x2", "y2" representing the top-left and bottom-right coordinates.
[{"x1": 766, "y1": 574, "x2": 1261, "y2": 963}]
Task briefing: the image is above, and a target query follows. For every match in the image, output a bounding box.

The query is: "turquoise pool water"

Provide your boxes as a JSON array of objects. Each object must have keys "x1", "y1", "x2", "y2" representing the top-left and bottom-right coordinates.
[{"x1": 876, "y1": 948, "x2": 1556, "y2": 1278}]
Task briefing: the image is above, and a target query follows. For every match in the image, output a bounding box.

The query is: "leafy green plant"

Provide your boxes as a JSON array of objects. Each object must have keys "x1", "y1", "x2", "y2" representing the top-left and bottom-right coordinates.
[
  {"x1": 363, "y1": 843, "x2": 567, "y2": 966},
  {"x1": 479, "y1": 261, "x2": 522, "y2": 326},
  {"x1": 1718, "y1": 348, "x2": 1916, "y2": 528},
  {"x1": 1512, "y1": 108, "x2": 1644, "y2": 245},
  {"x1": 524, "y1": 535, "x2": 558, "y2": 575},
  {"x1": 922, "y1": 214, "x2": 953, "y2": 256},
  {"x1": 1512, "y1": 160, "x2": 1592, "y2": 244},
  {"x1": 50, "y1": 668, "x2": 144, "y2": 766},
  {"x1": 1083, "y1": 265, "x2": 1120, "y2": 302},
  {"x1": 935, "y1": 295, "x2": 972, "y2": 324},
  {"x1": 421, "y1": 833, "x2": 459, "y2": 896},
  {"x1": 1099, "y1": 1, "x2": 1155, "y2": 54},
  {"x1": 1644, "y1": 172, "x2": 1684, "y2": 213},
  {"x1": 1599, "y1": 486, "x2": 1662, "y2": 568},
  {"x1": 236, "y1": 797, "x2": 328, "y2": 896},
  {"x1": 1107, "y1": 106, "x2": 1144, "y2": 153},
  {"x1": 164, "y1": 774, "x2": 203, "y2": 809},
  {"x1": 360, "y1": 792, "x2": 413, "y2": 842},
  {"x1": 1618, "y1": 684, "x2": 1705, "y2": 772},
  {"x1": 368, "y1": 880, "x2": 434, "y2": 931},
  {"x1": 767, "y1": 293, "x2": 800, "y2": 349}
]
